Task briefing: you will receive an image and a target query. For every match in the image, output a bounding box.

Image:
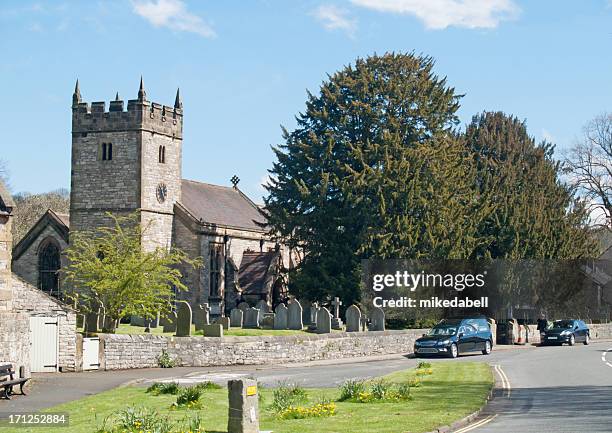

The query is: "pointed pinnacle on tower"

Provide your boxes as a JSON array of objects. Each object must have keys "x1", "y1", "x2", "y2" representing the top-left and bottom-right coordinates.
[
  {"x1": 174, "y1": 88, "x2": 182, "y2": 110},
  {"x1": 138, "y1": 76, "x2": 146, "y2": 101},
  {"x1": 115, "y1": 92, "x2": 120, "y2": 101},
  {"x1": 73, "y1": 79, "x2": 82, "y2": 105}
]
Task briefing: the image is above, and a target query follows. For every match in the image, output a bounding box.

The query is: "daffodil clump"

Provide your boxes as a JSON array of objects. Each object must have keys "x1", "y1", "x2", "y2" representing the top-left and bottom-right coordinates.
[{"x1": 278, "y1": 402, "x2": 337, "y2": 420}]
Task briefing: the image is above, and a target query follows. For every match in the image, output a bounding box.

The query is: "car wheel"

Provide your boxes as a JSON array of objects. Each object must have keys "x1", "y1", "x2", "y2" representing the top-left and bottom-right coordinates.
[
  {"x1": 482, "y1": 340, "x2": 492, "y2": 355},
  {"x1": 568, "y1": 334, "x2": 575, "y2": 346},
  {"x1": 449, "y1": 343, "x2": 458, "y2": 358},
  {"x1": 583, "y1": 334, "x2": 590, "y2": 345}
]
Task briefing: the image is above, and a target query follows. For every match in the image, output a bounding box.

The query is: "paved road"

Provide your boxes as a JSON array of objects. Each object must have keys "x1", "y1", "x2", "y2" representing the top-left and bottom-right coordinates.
[
  {"x1": 462, "y1": 340, "x2": 612, "y2": 433},
  {"x1": 3, "y1": 342, "x2": 612, "y2": 433}
]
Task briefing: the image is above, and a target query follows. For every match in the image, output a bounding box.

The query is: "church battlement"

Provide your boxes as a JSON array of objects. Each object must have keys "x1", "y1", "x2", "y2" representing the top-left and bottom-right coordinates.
[{"x1": 71, "y1": 78, "x2": 183, "y2": 139}]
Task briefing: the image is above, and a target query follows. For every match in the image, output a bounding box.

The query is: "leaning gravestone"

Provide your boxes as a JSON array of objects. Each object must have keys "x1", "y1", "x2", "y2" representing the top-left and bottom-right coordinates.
[
  {"x1": 176, "y1": 301, "x2": 192, "y2": 337},
  {"x1": 288, "y1": 300, "x2": 303, "y2": 330},
  {"x1": 230, "y1": 308, "x2": 244, "y2": 328},
  {"x1": 215, "y1": 316, "x2": 231, "y2": 330},
  {"x1": 194, "y1": 303, "x2": 210, "y2": 331},
  {"x1": 163, "y1": 311, "x2": 177, "y2": 333},
  {"x1": 369, "y1": 307, "x2": 385, "y2": 331},
  {"x1": 345, "y1": 304, "x2": 362, "y2": 332},
  {"x1": 243, "y1": 308, "x2": 260, "y2": 329},
  {"x1": 315, "y1": 307, "x2": 332, "y2": 334},
  {"x1": 274, "y1": 304, "x2": 288, "y2": 330}
]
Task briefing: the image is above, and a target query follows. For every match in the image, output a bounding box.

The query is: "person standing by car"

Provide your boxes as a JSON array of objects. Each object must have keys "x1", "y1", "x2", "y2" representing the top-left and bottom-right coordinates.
[{"x1": 537, "y1": 314, "x2": 548, "y2": 335}]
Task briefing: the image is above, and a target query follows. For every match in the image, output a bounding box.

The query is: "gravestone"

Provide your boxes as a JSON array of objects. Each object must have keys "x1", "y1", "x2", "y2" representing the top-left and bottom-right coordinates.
[
  {"x1": 176, "y1": 301, "x2": 192, "y2": 337},
  {"x1": 287, "y1": 300, "x2": 303, "y2": 330},
  {"x1": 230, "y1": 308, "x2": 244, "y2": 328},
  {"x1": 315, "y1": 307, "x2": 332, "y2": 334},
  {"x1": 256, "y1": 300, "x2": 270, "y2": 315},
  {"x1": 227, "y1": 379, "x2": 259, "y2": 433},
  {"x1": 130, "y1": 315, "x2": 146, "y2": 327},
  {"x1": 85, "y1": 313, "x2": 98, "y2": 334},
  {"x1": 203, "y1": 323, "x2": 224, "y2": 337},
  {"x1": 163, "y1": 311, "x2": 177, "y2": 333},
  {"x1": 369, "y1": 307, "x2": 385, "y2": 331},
  {"x1": 194, "y1": 303, "x2": 210, "y2": 331},
  {"x1": 261, "y1": 313, "x2": 275, "y2": 329},
  {"x1": 301, "y1": 300, "x2": 312, "y2": 324},
  {"x1": 215, "y1": 316, "x2": 231, "y2": 330},
  {"x1": 331, "y1": 297, "x2": 344, "y2": 330},
  {"x1": 307, "y1": 305, "x2": 320, "y2": 331},
  {"x1": 274, "y1": 304, "x2": 288, "y2": 330},
  {"x1": 360, "y1": 316, "x2": 369, "y2": 332},
  {"x1": 243, "y1": 308, "x2": 260, "y2": 329},
  {"x1": 237, "y1": 302, "x2": 250, "y2": 312},
  {"x1": 345, "y1": 305, "x2": 361, "y2": 332}
]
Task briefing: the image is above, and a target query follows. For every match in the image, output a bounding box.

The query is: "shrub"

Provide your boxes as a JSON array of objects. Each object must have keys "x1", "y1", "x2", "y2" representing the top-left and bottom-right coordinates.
[
  {"x1": 115, "y1": 406, "x2": 174, "y2": 433},
  {"x1": 157, "y1": 349, "x2": 176, "y2": 368},
  {"x1": 278, "y1": 402, "x2": 337, "y2": 420},
  {"x1": 172, "y1": 386, "x2": 202, "y2": 409},
  {"x1": 193, "y1": 381, "x2": 222, "y2": 391},
  {"x1": 408, "y1": 377, "x2": 422, "y2": 388},
  {"x1": 416, "y1": 361, "x2": 432, "y2": 369},
  {"x1": 146, "y1": 382, "x2": 180, "y2": 395},
  {"x1": 415, "y1": 368, "x2": 433, "y2": 376},
  {"x1": 371, "y1": 380, "x2": 393, "y2": 400},
  {"x1": 338, "y1": 379, "x2": 366, "y2": 402},
  {"x1": 271, "y1": 382, "x2": 308, "y2": 413}
]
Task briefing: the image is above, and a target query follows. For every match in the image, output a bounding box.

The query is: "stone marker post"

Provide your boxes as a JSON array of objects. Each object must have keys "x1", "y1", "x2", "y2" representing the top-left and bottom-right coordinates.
[{"x1": 228, "y1": 379, "x2": 260, "y2": 433}]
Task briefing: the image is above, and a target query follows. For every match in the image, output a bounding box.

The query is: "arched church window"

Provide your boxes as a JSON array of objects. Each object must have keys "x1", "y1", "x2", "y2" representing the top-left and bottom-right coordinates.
[
  {"x1": 209, "y1": 244, "x2": 223, "y2": 297},
  {"x1": 38, "y1": 239, "x2": 61, "y2": 297}
]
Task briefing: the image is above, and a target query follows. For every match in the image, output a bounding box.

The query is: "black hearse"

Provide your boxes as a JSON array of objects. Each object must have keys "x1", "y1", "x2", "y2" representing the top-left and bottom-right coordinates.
[{"x1": 414, "y1": 316, "x2": 493, "y2": 358}]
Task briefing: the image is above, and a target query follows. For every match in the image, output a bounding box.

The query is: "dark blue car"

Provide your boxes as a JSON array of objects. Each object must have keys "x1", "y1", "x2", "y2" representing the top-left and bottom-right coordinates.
[
  {"x1": 414, "y1": 316, "x2": 493, "y2": 358},
  {"x1": 541, "y1": 319, "x2": 590, "y2": 346}
]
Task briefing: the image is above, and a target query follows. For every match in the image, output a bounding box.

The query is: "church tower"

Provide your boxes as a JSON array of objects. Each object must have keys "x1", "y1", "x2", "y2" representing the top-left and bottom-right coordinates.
[{"x1": 69, "y1": 79, "x2": 183, "y2": 250}]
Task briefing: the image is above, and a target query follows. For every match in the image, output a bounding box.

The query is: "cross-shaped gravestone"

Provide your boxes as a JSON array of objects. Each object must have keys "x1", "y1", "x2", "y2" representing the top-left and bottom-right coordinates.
[{"x1": 331, "y1": 297, "x2": 342, "y2": 319}]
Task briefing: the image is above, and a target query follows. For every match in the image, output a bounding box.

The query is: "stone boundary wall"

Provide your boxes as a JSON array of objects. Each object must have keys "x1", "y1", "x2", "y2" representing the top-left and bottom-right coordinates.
[
  {"x1": 98, "y1": 330, "x2": 426, "y2": 370},
  {"x1": 98, "y1": 323, "x2": 612, "y2": 370}
]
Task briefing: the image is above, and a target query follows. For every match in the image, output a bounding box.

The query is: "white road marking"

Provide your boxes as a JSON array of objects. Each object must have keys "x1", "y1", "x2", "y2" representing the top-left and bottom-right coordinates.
[
  {"x1": 144, "y1": 372, "x2": 248, "y2": 384},
  {"x1": 454, "y1": 414, "x2": 499, "y2": 433},
  {"x1": 603, "y1": 347, "x2": 612, "y2": 368}
]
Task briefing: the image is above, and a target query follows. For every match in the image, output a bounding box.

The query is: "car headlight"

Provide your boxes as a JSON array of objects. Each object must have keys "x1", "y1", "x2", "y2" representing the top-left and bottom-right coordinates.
[{"x1": 438, "y1": 339, "x2": 450, "y2": 346}]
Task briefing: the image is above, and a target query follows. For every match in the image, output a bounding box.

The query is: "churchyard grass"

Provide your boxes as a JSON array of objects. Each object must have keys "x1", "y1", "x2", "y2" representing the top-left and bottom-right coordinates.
[{"x1": 2, "y1": 362, "x2": 492, "y2": 433}]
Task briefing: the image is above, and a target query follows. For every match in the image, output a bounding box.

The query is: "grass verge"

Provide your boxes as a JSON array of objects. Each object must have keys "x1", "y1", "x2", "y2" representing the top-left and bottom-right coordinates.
[{"x1": 1, "y1": 362, "x2": 493, "y2": 433}]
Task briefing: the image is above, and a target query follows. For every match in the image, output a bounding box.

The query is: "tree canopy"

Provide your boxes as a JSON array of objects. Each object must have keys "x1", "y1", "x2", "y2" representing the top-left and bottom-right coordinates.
[
  {"x1": 264, "y1": 53, "x2": 596, "y2": 304},
  {"x1": 63, "y1": 212, "x2": 201, "y2": 330}
]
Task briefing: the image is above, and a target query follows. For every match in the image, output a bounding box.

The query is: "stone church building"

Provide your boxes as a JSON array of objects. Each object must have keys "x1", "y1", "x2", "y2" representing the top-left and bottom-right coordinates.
[{"x1": 12, "y1": 80, "x2": 293, "y2": 318}]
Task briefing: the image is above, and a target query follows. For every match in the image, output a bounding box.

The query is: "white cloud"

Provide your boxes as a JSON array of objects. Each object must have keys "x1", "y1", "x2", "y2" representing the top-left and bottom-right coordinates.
[
  {"x1": 350, "y1": 0, "x2": 520, "y2": 30},
  {"x1": 313, "y1": 4, "x2": 357, "y2": 36},
  {"x1": 131, "y1": 0, "x2": 216, "y2": 38}
]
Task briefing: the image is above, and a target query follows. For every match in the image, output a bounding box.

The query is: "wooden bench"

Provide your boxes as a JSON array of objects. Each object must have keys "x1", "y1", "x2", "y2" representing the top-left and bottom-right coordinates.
[{"x1": 0, "y1": 364, "x2": 29, "y2": 399}]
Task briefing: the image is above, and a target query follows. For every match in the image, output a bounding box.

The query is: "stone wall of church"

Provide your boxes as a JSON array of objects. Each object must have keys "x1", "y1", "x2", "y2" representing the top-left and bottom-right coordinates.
[
  {"x1": 197, "y1": 227, "x2": 286, "y2": 309},
  {"x1": 172, "y1": 215, "x2": 201, "y2": 304},
  {"x1": 12, "y1": 225, "x2": 69, "y2": 289},
  {"x1": 12, "y1": 276, "x2": 77, "y2": 372},
  {"x1": 0, "y1": 211, "x2": 12, "y2": 311}
]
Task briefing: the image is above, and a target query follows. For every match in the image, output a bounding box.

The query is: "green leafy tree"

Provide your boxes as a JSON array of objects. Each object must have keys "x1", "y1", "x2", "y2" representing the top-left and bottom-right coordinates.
[
  {"x1": 264, "y1": 53, "x2": 486, "y2": 302},
  {"x1": 63, "y1": 212, "x2": 201, "y2": 330}
]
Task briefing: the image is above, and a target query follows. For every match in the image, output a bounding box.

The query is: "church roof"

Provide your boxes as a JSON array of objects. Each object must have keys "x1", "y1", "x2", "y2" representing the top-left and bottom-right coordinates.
[
  {"x1": 0, "y1": 180, "x2": 14, "y2": 213},
  {"x1": 179, "y1": 179, "x2": 266, "y2": 231},
  {"x1": 13, "y1": 209, "x2": 69, "y2": 260},
  {"x1": 239, "y1": 251, "x2": 278, "y2": 295}
]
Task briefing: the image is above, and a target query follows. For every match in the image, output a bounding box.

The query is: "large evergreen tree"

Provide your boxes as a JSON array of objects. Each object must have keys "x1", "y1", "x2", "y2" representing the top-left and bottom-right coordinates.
[
  {"x1": 264, "y1": 53, "x2": 484, "y2": 302},
  {"x1": 465, "y1": 112, "x2": 595, "y2": 260}
]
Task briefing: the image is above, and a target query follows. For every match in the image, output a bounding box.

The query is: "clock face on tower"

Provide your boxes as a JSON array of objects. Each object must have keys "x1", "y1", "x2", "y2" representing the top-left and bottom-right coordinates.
[{"x1": 156, "y1": 183, "x2": 168, "y2": 203}]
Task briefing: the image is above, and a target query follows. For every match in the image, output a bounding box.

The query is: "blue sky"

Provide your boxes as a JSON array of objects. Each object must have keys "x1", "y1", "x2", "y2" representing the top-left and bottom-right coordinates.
[{"x1": 1, "y1": 0, "x2": 611, "y2": 202}]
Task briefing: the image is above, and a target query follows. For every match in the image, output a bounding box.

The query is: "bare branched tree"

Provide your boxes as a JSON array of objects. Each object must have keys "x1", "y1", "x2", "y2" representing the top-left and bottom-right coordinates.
[
  {"x1": 0, "y1": 159, "x2": 9, "y2": 188},
  {"x1": 565, "y1": 113, "x2": 612, "y2": 229},
  {"x1": 12, "y1": 189, "x2": 70, "y2": 245}
]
